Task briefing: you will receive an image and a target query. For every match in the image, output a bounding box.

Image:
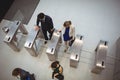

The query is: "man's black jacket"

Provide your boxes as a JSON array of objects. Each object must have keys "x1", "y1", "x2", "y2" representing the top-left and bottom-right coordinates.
[{"x1": 36, "y1": 15, "x2": 54, "y2": 30}]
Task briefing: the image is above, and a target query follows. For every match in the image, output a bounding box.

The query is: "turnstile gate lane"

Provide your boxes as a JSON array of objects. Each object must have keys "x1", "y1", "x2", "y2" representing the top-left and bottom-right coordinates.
[
  {"x1": 3, "y1": 20, "x2": 28, "y2": 51},
  {"x1": 95, "y1": 44, "x2": 107, "y2": 68},
  {"x1": 24, "y1": 28, "x2": 41, "y2": 57},
  {"x1": 91, "y1": 40, "x2": 108, "y2": 74},
  {"x1": 69, "y1": 35, "x2": 83, "y2": 68},
  {"x1": 46, "y1": 31, "x2": 62, "y2": 61}
]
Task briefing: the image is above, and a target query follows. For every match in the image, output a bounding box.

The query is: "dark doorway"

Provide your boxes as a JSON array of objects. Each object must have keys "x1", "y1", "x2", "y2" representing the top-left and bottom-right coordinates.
[{"x1": 0, "y1": 0, "x2": 14, "y2": 22}]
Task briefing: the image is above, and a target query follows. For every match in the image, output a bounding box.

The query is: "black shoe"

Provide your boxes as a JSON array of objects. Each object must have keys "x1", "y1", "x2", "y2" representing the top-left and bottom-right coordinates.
[
  {"x1": 49, "y1": 37, "x2": 52, "y2": 40},
  {"x1": 44, "y1": 41, "x2": 47, "y2": 44}
]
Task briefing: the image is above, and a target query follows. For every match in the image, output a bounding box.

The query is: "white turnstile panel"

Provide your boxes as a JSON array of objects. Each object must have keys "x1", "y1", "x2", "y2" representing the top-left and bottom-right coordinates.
[
  {"x1": 92, "y1": 40, "x2": 108, "y2": 74},
  {"x1": 24, "y1": 28, "x2": 43, "y2": 57},
  {"x1": 70, "y1": 52, "x2": 80, "y2": 67},
  {"x1": 69, "y1": 35, "x2": 83, "y2": 68},
  {"x1": 2, "y1": 19, "x2": 28, "y2": 51},
  {"x1": 46, "y1": 31, "x2": 62, "y2": 61}
]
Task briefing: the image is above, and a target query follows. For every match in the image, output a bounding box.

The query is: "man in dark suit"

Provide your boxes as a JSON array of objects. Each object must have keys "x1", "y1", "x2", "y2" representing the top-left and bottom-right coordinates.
[{"x1": 35, "y1": 13, "x2": 54, "y2": 44}]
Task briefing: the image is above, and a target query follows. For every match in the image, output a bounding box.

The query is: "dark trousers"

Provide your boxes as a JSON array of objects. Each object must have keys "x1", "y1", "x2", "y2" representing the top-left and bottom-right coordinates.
[{"x1": 42, "y1": 28, "x2": 54, "y2": 40}]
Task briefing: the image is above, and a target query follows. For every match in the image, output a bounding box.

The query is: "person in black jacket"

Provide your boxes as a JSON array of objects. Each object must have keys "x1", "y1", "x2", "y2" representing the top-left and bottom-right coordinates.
[
  {"x1": 12, "y1": 68, "x2": 35, "y2": 80},
  {"x1": 35, "y1": 13, "x2": 54, "y2": 44}
]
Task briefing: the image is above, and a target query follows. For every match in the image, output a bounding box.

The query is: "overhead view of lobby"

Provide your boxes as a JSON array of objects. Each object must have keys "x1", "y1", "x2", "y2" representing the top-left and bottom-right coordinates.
[{"x1": 0, "y1": 0, "x2": 120, "y2": 80}]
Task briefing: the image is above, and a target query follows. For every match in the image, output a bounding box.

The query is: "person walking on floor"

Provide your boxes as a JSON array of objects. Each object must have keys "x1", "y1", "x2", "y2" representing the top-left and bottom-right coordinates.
[
  {"x1": 50, "y1": 61, "x2": 64, "y2": 80},
  {"x1": 35, "y1": 12, "x2": 54, "y2": 44},
  {"x1": 59, "y1": 21, "x2": 75, "y2": 52}
]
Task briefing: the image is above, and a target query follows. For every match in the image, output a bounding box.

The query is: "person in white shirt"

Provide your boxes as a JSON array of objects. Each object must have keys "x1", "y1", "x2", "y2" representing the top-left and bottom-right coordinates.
[{"x1": 59, "y1": 21, "x2": 75, "y2": 52}]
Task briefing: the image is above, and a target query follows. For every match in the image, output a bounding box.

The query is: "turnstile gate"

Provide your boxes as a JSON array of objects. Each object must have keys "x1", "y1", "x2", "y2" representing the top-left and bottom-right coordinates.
[
  {"x1": 69, "y1": 35, "x2": 83, "y2": 68},
  {"x1": 46, "y1": 30, "x2": 62, "y2": 61},
  {"x1": 24, "y1": 27, "x2": 44, "y2": 57},
  {"x1": 91, "y1": 40, "x2": 108, "y2": 74},
  {"x1": 2, "y1": 19, "x2": 28, "y2": 51}
]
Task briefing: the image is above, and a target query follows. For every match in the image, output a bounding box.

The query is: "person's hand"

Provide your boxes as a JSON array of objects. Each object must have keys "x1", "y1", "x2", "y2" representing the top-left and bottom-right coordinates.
[
  {"x1": 58, "y1": 30, "x2": 61, "y2": 33},
  {"x1": 51, "y1": 28, "x2": 54, "y2": 32},
  {"x1": 34, "y1": 26, "x2": 40, "y2": 31},
  {"x1": 54, "y1": 73, "x2": 59, "y2": 78}
]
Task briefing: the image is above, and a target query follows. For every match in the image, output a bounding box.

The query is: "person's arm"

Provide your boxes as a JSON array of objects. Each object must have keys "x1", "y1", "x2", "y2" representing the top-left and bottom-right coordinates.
[
  {"x1": 48, "y1": 17, "x2": 54, "y2": 29},
  {"x1": 34, "y1": 17, "x2": 40, "y2": 30},
  {"x1": 72, "y1": 26, "x2": 75, "y2": 40},
  {"x1": 54, "y1": 66, "x2": 63, "y2": 78},
  {"x1": 36, "y1": 17, "x2": 40, "y2": 26},
  {"x1": 59, "y1": 66, "x2": 63, "y2": 74}
]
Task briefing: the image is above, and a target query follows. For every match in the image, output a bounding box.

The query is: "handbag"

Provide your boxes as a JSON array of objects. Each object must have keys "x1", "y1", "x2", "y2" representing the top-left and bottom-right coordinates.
[
  {"x1": 69, "y1": 38, "x2": 75, "y2": 46},
  {"x1": 55, "y1": 73, "x2": 64, "y2": 80}
]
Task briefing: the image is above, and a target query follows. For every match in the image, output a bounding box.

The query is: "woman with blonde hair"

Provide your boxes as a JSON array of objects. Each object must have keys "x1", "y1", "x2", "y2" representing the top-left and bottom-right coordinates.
[{"x1": 59, "y1": 21, "x2": 75, "y2": 52}]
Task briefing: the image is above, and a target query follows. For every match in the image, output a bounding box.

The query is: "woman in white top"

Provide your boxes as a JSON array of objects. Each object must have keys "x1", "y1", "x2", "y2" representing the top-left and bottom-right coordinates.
[{"x1": 59, "y1": 21, "x2": 75, "y2": 52}]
